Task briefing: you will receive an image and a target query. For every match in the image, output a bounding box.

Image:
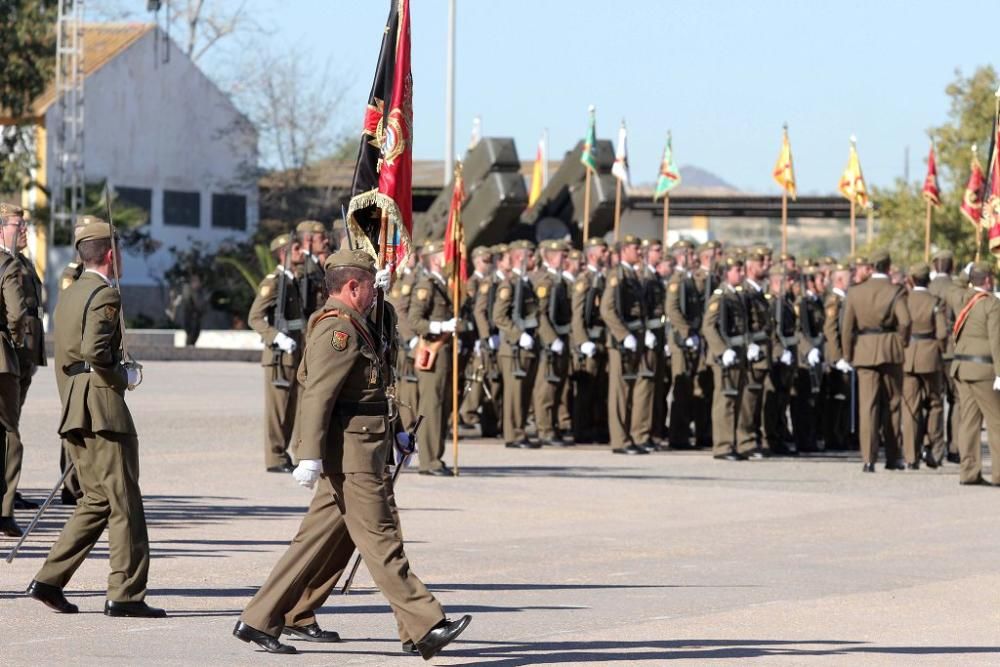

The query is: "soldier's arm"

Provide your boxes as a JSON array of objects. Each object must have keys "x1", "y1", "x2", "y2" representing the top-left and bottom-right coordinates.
[
  {"x1": 823, "y1": 297, "x2": 843, "y2": 360},
  {"x1": 895, "y1": 289, "x2": 911, "y2": 343},
  {"x1": 296, "y1": 318, "x2": 359, "y2": 462},
  {"x1": 841, "y1": 296, "x2": 856, "y2": 364},
  {"x1": 701, "y1": 293, "x2": 726, "y2": 358},
  {"x1": 2, "y1": 263, "x2": 27, "y2": 346},
  {"x1": 248, "y1": 275, "x2": 279, "y2": 345},
  {"x1": 598, "y1": 273, "x2": 630, "y2": 341},
  {"x1": 407, "y1": 281, "x2": 435, "y2": 336},
  {"x1": 666, "y1": 277, "x2": 690, "y2": 339},
  {"x1": 493, "y1": 283, "x2": 520, "y2": 341},
  {"x1": 472, "y1": 282, "x2": 491, "y2": 338},
  {"x1": 933, "y1": 299, "x2": 948, "y2": 346},
  {"x1": 570, "y1": 274, "x2": 589, "y2": 349},
  {"x1": 534, "y1": 275, "x2": 557, "y2": 346},
  {"x1": 987, "y1": 300, "x2": 1000, "y2": 378},
  {"x1": 81, "y1": 287, "x2": 128, "y2": 390}
]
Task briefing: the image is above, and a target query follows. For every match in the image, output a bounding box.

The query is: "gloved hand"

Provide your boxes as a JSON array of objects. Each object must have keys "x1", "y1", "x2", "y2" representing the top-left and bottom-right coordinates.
[
  {"x1": 292, "y1": 459, "x2": 322, "y2": 489},
  {"x1": 395, "y1": 431, "x2": 416, "y2": 455},
  {"x1": 747, "y1": 342, "x2": 761, "y2": 361},
  {"x1": 440, "y1": 318, "x2": 457, "y2": 333},
  {"x1": 722, "y1": 348, "x2": 737, "y2": 367},
  {"x1": 474, "y1": 339, "x2": 481, "y2": 354},
  {"x1": 779, "y1": 349, "x2": 793, "y2": 365},
  {"x1": 835, "y1": 358, "x2": 853, "y2": 373},
  {"x1": 623, "y1": 334, "x2": 638, "y2": 351},
  {"x1": 408, "y1": 336, "x2": 419, "y2": 350},
  {"x1": 126, "y1": 367, "x2": 141, "y2": 387},
  {"x1": 550, "y1": 338, "x2": 565, "y2": 355},
  {"x1": 274, "y1": 332, "x2": 297, "y2": 354},
  {"x1": 488, "y1": 334, "x2": 500, "y2": 350},
  {"x1": 685, "y1": 335, "x2": 700, "y2": 349},
  {"x1": 374, "y1": 266, "x2": 392, "y2": 291},
  {"x1": 807, "y1": 347, "x2": 822, "y2": 367},
  {"x1": 664, "y1": 344, "x2": 672, "y2": 357},
  {"x1": 644, "y1": 331, "x2": 657, "y2": 348},
  {"x1": 580, "y1": 341, "x2": 597, "y2": 357},
  {"x1": 518, "y1": 332, "x2": 534, "y2": 350},
  {"x1": 993, "y1": 376, "x2": 1000, "y2": 392}
]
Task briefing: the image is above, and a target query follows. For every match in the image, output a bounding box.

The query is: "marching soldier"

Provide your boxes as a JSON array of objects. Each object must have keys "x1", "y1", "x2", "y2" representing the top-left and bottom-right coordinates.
[
  {"x1": 28, "y1": 215, "x2": 165, "y2": 618},
  {"x1": 793, "y1": 266, "x2": 826, "y2": 451},
  {"x1": 763, "y1": 266, "x2": 798, "y2": 455},
  {"x1": 842, "y1": 249, "x2": 910, "y2": 472},
  {"x1": 408, "y1": 241, "x2": 456, "y2": 476},
  {"x1": 0, "y1": 202, "x2": 27, "y2": 536},
  {"x1": 295, "y1": 220, "x2": 330, "y2": 318},
  {"x1": 634, "y1": 238, "x2": 668, "y2": 449},
  {"x1": 949, "y1": 261, "x2": 1000, "y2": 486},
  {"x1": 901, "y1": 263, "x2": 947, "y2": 469},
  {"x1": 388, "y1": 244, "x2": 422, "y2": 430},
  {"x1": 929, "y1": 249, "x2": 965, "y2": 465},
  {"x1": 667, "y1": 239, "x2": 706, "y2": 449},
  {"x1": 234, "y1": 248, "x2": 470, "y2": 658},
  {"x1": 570, "y1": 238, "x2": 609, "y2": 444},
  {"x1": 600, "y1": 235, "x2": 650, "y2": 455},
  {"x1": 823, "y1": 262, "x2": 854, "y2": 450},
  {"x1": 459, "y1": 246, "x2": 496, "y2": 434},
  {"x1": 531, "y1": 239, "x2": 573, "y2": 446},
  {"x1": 57, "y1": 239, "x2": 86, "y2": 505},
  {"x1": 493, "y1": 240, "x2": 539, "y2": 448},
  {"x1": 249, "y1": 233, "x2": 306, "y2": 473}
]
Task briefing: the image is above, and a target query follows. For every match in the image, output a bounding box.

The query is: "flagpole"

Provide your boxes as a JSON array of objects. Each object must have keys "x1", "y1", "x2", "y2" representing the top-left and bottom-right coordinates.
[
  {"x1": 924, "y1": 200, "x2": 932, "y2": 262},
  {"x1": 781, "y1": 190, "x2": 788, "y2": 255},
  {"x1": 583, "y1": 168, "x2": 592, "y2": 242},
  {"x1": 662, "y1": 195, "x2": 670, "y2": 244},
  {"x1": 613, "y1": 174, "x2": 622, "y2": 242},
  {"x1": 451, "y1": 238, "x2": 460, "y2": 477},
  {"x1": 444, "y1": 0, "x2": 456, "y2": 185},
  {"x1": 849, "y1": 200, "x2": 856, "y2": 256},
  {"x1": 866, "y1": 205, "x2": 873, "y2": 246}
]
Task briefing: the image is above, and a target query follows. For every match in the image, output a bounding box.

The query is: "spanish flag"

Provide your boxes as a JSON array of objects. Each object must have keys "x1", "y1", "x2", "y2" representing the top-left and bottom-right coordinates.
[
  {"x1": 772, "y1": 124, "x2": 796, "y2": 200},
  {"x1": 528, "y1": 136, "x2": 545, "y2": 207},
  {"x1": 838, "y1": 138, "x2": 869, "y2": 208}
]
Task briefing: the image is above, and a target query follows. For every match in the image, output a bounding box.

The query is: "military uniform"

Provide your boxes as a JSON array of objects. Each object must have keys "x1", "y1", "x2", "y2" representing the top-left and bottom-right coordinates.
[
  {"x1": 0, "y1": 203, "x2": 27, "y2": 531},
  {"x1": 690, "y1": 248, "x2": 722, "y2": 445},
  {"x1": 570, "y1": 241, "x2": 608, "y2": 444},
  {"x1": 741, "y1": 275, "x2": 771, "y2": 452},
  {"x1": 58, "y1": 258, "x2": 85, "y2": 501},
  {"x1": 928, "y1": 258, "x2": 966, "y2": 462},
  {"x1": 666, "y1": 254, "x2": 706, "y2": 448},
  {"x1": 822, "y1": 285, "x2": 851, "y2": 449},
  {"x1": 458, "y1": 250, "x2": 495, "y2": 433},
  {"x1": 763, "y1": 274, "x2": 798, "y2": 454},
  {"x1": 792, "y1": 276, "x2": 826, "y2": 451},
  {"x1": 531, "y1": 240, "x2": 573, "y2": 446},
  {"x1": 388, "y1": 261, "x2": 420, "y2": 430},
  {"x1": 472, "y1": 254, "x2": 505, "y2": 437},
  {"x1": 295, "y1": 221, "x2": 330, "y2": 319},
  {"x1": 248, "y1": 234, "x2": 306, "y2": 470},
  {"x1": 634, "y1": 256, "x2": 668, "y2": 448}
]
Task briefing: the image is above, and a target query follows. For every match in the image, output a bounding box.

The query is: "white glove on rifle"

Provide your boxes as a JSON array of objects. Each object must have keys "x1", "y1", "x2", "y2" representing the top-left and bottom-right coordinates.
[
  {"x1": 292, "y1": 459, "x2": 322, "y2": 489},
  {"x1": 580, "y1": 341, "x2": 597, "y2": 358},
  {"x1": 779, "y1": 349, "x2": 793, "y2": 365},
  {"x1": 623, "y1": 334, "x2": 638, "y2": 352},
  {"x1": 747, "y1": 342, "x2": 761, "y2": 362},
  {"x1": 474, "y1": 339, "x2": 481, "y2": 354},
  {"x1": 644, "y1": 331, "x2": 657, "y2": 348},
  {"x1": 664, "y1": 344, "x2": 672, "y2": 357},
  {"x1": 993, "y1": 376, "x2": 1000, "y2": 392},
  {"x1": 408, "y1": 336, "x2": 419, "y2": 350},
  {"x1": 274, "y1": 332, "x2": 296, "y2": 353},
  {"x1": 374, "y1": 266, "x2": 392, "y2": 291},
  {"x1": 488, "y1": 334, "x2": 499, "y2": 350},
  {"x1": 721, "y1": 348, "x2": 737, "y2": 367},
  {"x1": 550, "y1": 338, "x2": 565, "y2": 355},
  {"x1": 126, "y1": 367, "x2": 141, "y2": 387},
  {"x1": 429, "y1": 318, "x2": 458, "y2": 335},
  {"x1": 685, "y1": 335, "x2": 700, "y2": 349},
  {"x1": 835, "y1": 358, "x2": 853, "y2": 373},
  {"x1": 807, "y1": 347, "x2": 822, "y2": 367},
  {"x1": 518, "y1": 332, "x2": 534, "y2": 350}
]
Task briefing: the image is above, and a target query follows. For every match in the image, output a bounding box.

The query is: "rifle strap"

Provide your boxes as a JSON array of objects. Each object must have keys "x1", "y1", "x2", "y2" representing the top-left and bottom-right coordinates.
[{"x1": 953, "y1": 291, "x2": 990, "y2": 340}]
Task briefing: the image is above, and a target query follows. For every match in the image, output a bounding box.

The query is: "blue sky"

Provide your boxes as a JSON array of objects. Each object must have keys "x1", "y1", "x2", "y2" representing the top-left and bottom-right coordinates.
[{"x1": 212, "y1": 0, "x2": 997, "y2": 194}]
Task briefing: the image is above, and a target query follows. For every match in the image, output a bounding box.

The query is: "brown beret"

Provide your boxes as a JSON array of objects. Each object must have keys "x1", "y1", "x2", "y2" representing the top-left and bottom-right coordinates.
[
  {"x1": 324, "y1": 248, "x2": 376, "y2": 274},
  {"x1": 269, "y1": 233, "x2": 293, "y2": 252}
]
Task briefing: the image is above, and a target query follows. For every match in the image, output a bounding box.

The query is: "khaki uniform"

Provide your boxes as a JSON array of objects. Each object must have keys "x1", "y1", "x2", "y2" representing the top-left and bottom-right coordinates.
[
  {"x1": 493, "y1": 270, "x2": 539, "y2": 445},
  {"x1": 0, "y1": 248, "x2": 27, "y2": 517},
  {"x1": 57, "y1": 261, "x2": 84, "y2": 498},
  {"x1": 249, "y1": 268, "x2": 306, "y2": 468},
  {"x1": 240, "y1": 297, "x2": 445, "y2": 642},
  {"x1": 950, "y1": 288, "x2": 1000, "y2": 484},
  {"x1": 388, "y1": 267, "x2": 420, "y2": 429},
  {"x1": 634, "y1": 265, "x2": 668, "y2": 445},
  {"x1": 841, "y1": 276, "x2": 911, "y2": 465},
  {"x1": 690, "y1": 266, "x2": 718, "y2": 444},
  {"x1": 742, "y1": 280, "x2": 771, "y2": 450},
  {"x1": 901, "y1": 288, "x2": 946, "y2": 465},
  {"x1": 793, "y1": 290, "x2": 825, "y2": 451},
  {"x1": 666, "y1": 271, "x2": 706, "y2": 447},
  {"x1": 297, "y1": 252, "x2": 327, "y2": 319},
  {"x1": 472, "y1": 270, "x2": 503, "y2": 436},
  {"x1": 35, "y1": 271, "x2": 150, "y2": 602},
  {"x1": 458, "y1": 272, "x2": 491, "y2": 430},
  {"x1": 822, "y1": 289, "x2": 851, "y2": 449},
  {"x1": 531, "y1": 267, "x2": 572, "y2": 443},
  {"x1": 929, "y1": 274, "x2": 965, "y2": 458},
  {"x1": 408, "y1": 272, "x2": 454, "y2": 472},
  {"x1": 599, "y1": 264, "x2": 646, "y2": 450},
  {"x1": 570, "y1": 267, "x2": 608, "y2": 443},
  {"x1": 763, "y1": 289, "x2": 797, "y2": 453}
]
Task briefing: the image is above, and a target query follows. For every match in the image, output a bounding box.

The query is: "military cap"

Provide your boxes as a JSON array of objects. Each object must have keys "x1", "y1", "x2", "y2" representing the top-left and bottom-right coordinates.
[
  {"x1": 641, "y1": 238, "x2": 662, "y2": 248},
  {"x1": 620, "y1": 234, "x2": 641, "y2": 246},
  {"x1": 568, "y1": 249, "x2": 582, "y2": 261},
  {"x1": 909, "y1": 262, "x2": 931, "y2": 280},
  {"x1": 752, "y1": 244, "x2": 773, "y2": 257},
  {"x1": 820, "y1": 255, "x2": 836, "y2": 265},
  {"x1": 970, "y1": 260, "x2": 994, "y2": 276},
  {"x1": 585, "y1": 237, "x2": 608, "y2": 249},
  {"x1": 0, "y1": 202, "x2": 24, "y2": 220},
  {"x1": 269, "y1": 233, "x2": 293, "y2": 252},
  {"x1": 746, "y1": 248, "x2": 768, "y2": 262},
  {"x1": 295, "y1": 220, "x2": 327, "y2": 235},
  {"x1": 769, "y1": 264, "x2": 789, "y2": 276},
  {"x1": 492, "y1": 243, "x2": 509, "y2": 254},
  {"x1": 73, "y1": 215, "x2": 116, "y2": 247},
  {"x1": 323, "y1": 247, "x2": 376, "y2": 274},
  {"x1": 671, "y1": 239, "x2": 695, "y2": 252},
  {"x1": 931, "y1": 248, "x2": 953, "y2": 262},
  {"x1": 779, "y1": 252, "x2": 795, "y2": 262},
  {"x1": 871, "y1": 248, "x2": 891, "y2": 264},
  {"x1": 540, "y1": 239, "x2": 570, "y2": 252},
  {"x1": 723, "y1": 255, "x2": 744, "y2": 267},
  {"x1": 850, "y1": 255, "x2": 870, "y2": 266},
  {"x1": 471, "y1": 246, "x2": 493, "y2": 259},
  {"x1": 509, "y1": 239, "x2": 536, "y2": 251},
  {"x1": 422, "y1": 240, "x2": 445, "y2": 255},
  {"x1": 702, "y1": 240, "x2": 722, "y2": 250}
]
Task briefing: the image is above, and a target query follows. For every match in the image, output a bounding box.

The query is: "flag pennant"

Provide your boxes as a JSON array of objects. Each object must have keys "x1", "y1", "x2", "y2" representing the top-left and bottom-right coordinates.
[
  {"x1": 922, "y1": 143, "x2": 941, "y2": 207},
  {"x1": 580, "y1": 106, "x2": 598, "y2": 173},
  {"x1": 347, "y1": 0, "x2": 413, "y2": 271},
  {"x1": 985, "y1": 113, "x2": 1000, "y2": 258},
  {"x1": 653, "y1": 133, "x2": 681, "y2": 201},
  {"x1": 961, "y1": 146, "x2": 986, "y2": 229},
  {"x1": 772, "y1": 125, "x2": 796, "y2": 200},
  {"x1": 444, "y1": 165, "x2": 468, "y2": 291},
  {"x1": 528, "y1": 135, "x2": 545, "y2": 207},
  {"x1": 838, "y1": 138, "x2": 869, "y2": 208},
  {"x1": 611, "y1": 120, "x2": 631, "y2": 189}
]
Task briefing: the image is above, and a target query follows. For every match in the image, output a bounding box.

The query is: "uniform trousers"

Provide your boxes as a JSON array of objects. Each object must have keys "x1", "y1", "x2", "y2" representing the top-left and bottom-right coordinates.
[
  {"x1": 532, "y1": 346, "x2": 568, "y2": 441},
  {"x1": 901, "y1": 371, "x2": 944, "y2": 465},
  {"x1": 571, "y1": 352, "x2": 607, "y2": 443},
  {"x1": 856, "y1": 364, "x2": 903, "y2": 464},
  {"x1": 607, "y1": 348, "x2": 642, "y2": 448},
  {"x1": 499, "y1": 352, "x2": 537, "y2": 443},
  {"x1": 264, "y1": 365, "x2": 299, "y2": 468},
  {"x1": 0, "y1": 372, "x2": 20, "y2": 515},
  {"x1": 954, "y1": 379, "x2": 1000, "y2": 484},
  {"x1": 415, "y1": 345, "x2": 449, "y2": 472}
]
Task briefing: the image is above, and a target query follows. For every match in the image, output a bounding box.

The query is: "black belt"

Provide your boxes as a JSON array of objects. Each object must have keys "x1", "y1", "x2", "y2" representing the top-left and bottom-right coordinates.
[
  {"x1": 333, "y1": 400, "x2": 388, "y2": 416},
  {"x1": 910, "y1": 332, "x2": 935, "y2": 340},
  {"x1": 858, "y1": 327, "x2": 896, "y2": 335},
  {"x1": 954, "y1": 354, "x2": 993, "y2": 365},
  {"x1": 64, "y1": 361, "x2": 91, "y2": 376}
]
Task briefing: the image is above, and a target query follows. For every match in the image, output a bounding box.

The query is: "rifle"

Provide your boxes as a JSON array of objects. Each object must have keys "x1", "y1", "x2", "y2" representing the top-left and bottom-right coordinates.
[
  {"x1": 773, "y1": 280, "x2": 799, "y2": 391},
  {"x1": 511, "y1": 253, "x2": 535, "y2": 378},
  {"x1": 798, "y1": 275, "x2": 824, "y2": 396},
  {"x1": 615, "y1": 264, "x2": 640, "y2": 381},
  {"x1": 271, "y1": 235, "x2": 294, "y2": 389},
  {"x1": 677, "y1": 276, "x2": 701, "y2": 380},
  {"x1": 104, "y1": 186, "x2": 142, "y2": 389}
]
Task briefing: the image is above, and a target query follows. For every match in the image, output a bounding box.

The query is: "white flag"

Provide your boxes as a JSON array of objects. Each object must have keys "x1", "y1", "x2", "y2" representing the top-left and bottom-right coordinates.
[{"x1": 611, "y1": 120, "x2": 630, "y2": 189}]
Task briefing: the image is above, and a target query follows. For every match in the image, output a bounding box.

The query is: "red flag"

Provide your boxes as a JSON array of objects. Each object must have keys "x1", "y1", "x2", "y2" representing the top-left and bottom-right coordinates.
[
  {"x1": 961, "y1": 149, "x2": 986, "y2": 228},
  {"x1": 347, "y1": 0, "x2": 413, "y2": 270},
  {"x1": 922, "y1": 144, "x2": 941, "y2": 207},
  {"x1": 444, "y1": 167, "x2": 467, "y2": 290},
  {"x1": 986, "y1": 125, "x2": 1000, "y2": 258}
]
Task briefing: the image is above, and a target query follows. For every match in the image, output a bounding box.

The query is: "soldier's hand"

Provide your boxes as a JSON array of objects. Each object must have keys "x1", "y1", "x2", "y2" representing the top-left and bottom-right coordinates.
[
  {"x1": 722, "y1": 349, "x2": 737, "y2": 367},
  {"x1": 126, "y1": 367, "x2": 141, "y2": 388},
  {"x1": 747, "y1": 343, "x2": 762, "y2": 361},
  {"x1": 488, "y1": 334, "x2": 500, "y2": 350},
  {"x1": 395, "y1": 431, "x2": 417, "y2": 458},
  {"x1": 664, "y1": 344, "x2": 672, "y2": 357},
  {"x1": 807, "y1": 347, "x2": 822, "y2": 367},
  {"x1": 292, "y1": 459, "x2": 323, "y2": 489},
  {"x1": 623, "y1": 334, "x2": 638, "y2": 352},
  {"x1": 580, "y1": 341, "x2": 597, "y2": 358},
  {"x1": 409, "y1": 336, "x2": 420, "y2": 350},
  {"x1": 834, "y1": 358, "x2": 853, "y2": 373},
  {"x1": 550, "y1": 338, "x2": 565, "y2": 355},
  {"x1": 374, "y1": 266, "x2": 392, "y2": 291},
  {"x1": 518, "y1": 332, "x2": 534, "y2": 350},
  {"x1": 274, "y1": 332, "x2": 297, "y2": 353},
  {"x1": 684, "y1": 335, "x2": 700, "y2": 349},
  {"x1": 993, "y1": 376, "x2": 1000, "y2": 392},
  {"x1": 644, "y1": 331, "x2": 657, "y2": 348},
  {"x1": 779, "y1": 349, "x2": 793, "y2": 365},
  {"x1": 441, "y1": 318, "x2": 458, "y2": 333}
]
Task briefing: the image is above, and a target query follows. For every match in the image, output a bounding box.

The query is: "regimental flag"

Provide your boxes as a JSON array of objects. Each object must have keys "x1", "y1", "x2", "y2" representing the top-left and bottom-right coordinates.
[
  {"x1": 611, "y1": 120, "x2": 631, "y2": 190},
  {"x1": 961, "y1": 147, "x2": 986, "y2": 228},
  {"x1": 772, "y1": 125, "x2": 797, "y2": 200},
  {"x1": 528, "y1": 135, "x2": 545, "y2": 207},
  {"x1": 580, "y1": 105, "x2": 598, "y2": 173},
  {"x1": 653, "y1": 133, "x2": 681, "y2": 201},
  {"x1": 347, "y1": 0, "x2": 413, "y2": 271},
  {"x1": 444, "y1": 164, "x2": 468, "y2": 293},
  {"x1": 838, "y1": 138, "x2": 869, "y2": 208},
  {"x1": 922, "y1": 143, "x2": 941, "y2": 207},
  {"x1": 985, "y1": 116, "x2": 1000, "y2": 258}
]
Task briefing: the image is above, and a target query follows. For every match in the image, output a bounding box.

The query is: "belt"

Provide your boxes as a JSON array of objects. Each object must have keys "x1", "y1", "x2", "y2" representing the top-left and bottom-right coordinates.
[
  {"x1": 625, "y1": 320, "x2": 644, "y2": 332},
  {"x1": 587, "y1": 326, "x2": 605, "y2": 340},
  {"x1": 954, "y1": 353, "x2": 993, "y2": 365},
  {"x1": 553, "y1": 323, "x2": 571, "y2": 335},
  {"x1": 910, "y1": 332, "x2": 935, "y2": 340},
  {"x1": 333, "y1": 400, "x2": 388, "y2": 416},
  {"x1": 64, "y1": 361, "x2": 92, "y2": 376},
  {"x1": 645, "y1": 318, "x2": 664, "y2": 329},
  {"x1": 858, "y1": 327, "x2": 895, "y2": 335}
]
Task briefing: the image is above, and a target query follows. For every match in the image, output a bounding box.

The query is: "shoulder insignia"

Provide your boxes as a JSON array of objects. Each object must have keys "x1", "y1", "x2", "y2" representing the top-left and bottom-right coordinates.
[
  {"x1": 735, "y1": 286, "x2": 744, "y2": 293},
  {"x1": 332, "y1": 330, "x2": 350, "y2": 351},
  {"x1": 416, "y1": 287, "x2": 429, "y2": 301},
  {"x1": 826, "y1": 305, "x2": 837, "y2": 317},
  {"x1": 709, "y1": 302, "x2": 719, "y2": 313},
  {"x1": 479, "y1": 282, "x2": 490, "y2": 294},
  {"x1": 61, "y1": 278, "x2": 73, "y2": 291},
  {"x1": 102, "y1": 304, "x2": 118, "y2": 322},
  {"x1": 537, "y1": 285, "x2": 548, "y2": 298},
  {"x1": 609, "y1": 277, "x2": 619, "y2": 287},
  {"x1": 765, "y1": 293, "x2": 773, "y2": 301},
  {"x1": 669, "y1": 282, "x2": 679, "y2": 293},
  {"x1": 260, "y1": 283, "x2": 272, "y2": 297},
  {"x1": 498, "y1": 286, "x2": 512, "y2": 300},
  {"x1": 575, "y1": 281, "x2": 587, "y2": 293},
  {"x1": 401, "y1": 283, "x2": 412, "y2": 296},
  {"x1": 713, "y1": 288, "x2": 723, "y2": 295}
]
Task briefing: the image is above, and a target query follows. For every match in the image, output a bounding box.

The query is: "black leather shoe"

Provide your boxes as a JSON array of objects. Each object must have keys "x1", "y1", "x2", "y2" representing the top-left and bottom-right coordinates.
[
  {"x1": 266, "y1": 463, "x2": 295, "y2": 473},
  {"x1": 283, "y1": 622, "x2": 341, "y2": 643},
  {"x1": 921, "y1": 448, "x2": 940, "y2": 469},
  {"x1": 542, "y1": 438, "x2": 574, "y2": 447},
  {"x1": 885, "y1": 459, "x2": 906, "y2": 471},
  {"x1": 960, "y1": 476, "x2": 989, "y2": 486},
  {"x1": 416, "y1": 615, "x2": 472, "y2": 660},
  {"x1": 402, "y1": 640, "x2": 419, "y2": 654},
  {"x1": 638, "y1": 441, "x2": 661, "y2": 453},
  {"x1": 612, "y1": 444, "x2": 648, "y2": 455},
  {"x1": 0, "y1": 516, "x2": 22, "y2": 537},
  {"x1": 14, "y1": 493, "x2": 39, "y2": 510},
  {"x1": 61, "y1": 488, "x2": 79, "y2": 506},
  {"x1": 946, "y1": 452, "x2": 961, "y2": 464},
  {"x1": 26, "y1": 580, "x2": 78, "y2": 614},
  {"x1": 104, "y1": 600, "x2": 167, "y2": 618},
  {"x1": 234, "y1": 621, "x2": 297, "y2": 654},
  {"x1": 713, "y1": 454, "x2": 742, "y2": 461},
  {"x1": 747, "y1": 451, "x2": 766, "y2": 460},
  {"x1": 862, "y1": 463, "x2": 875, "y2": 473},
  {"x1": 419, "y1": 467, "x2": 454, "y2": 477},
  {"x1": 906, "y1": 462, "x2": 920, "y2": 470}
]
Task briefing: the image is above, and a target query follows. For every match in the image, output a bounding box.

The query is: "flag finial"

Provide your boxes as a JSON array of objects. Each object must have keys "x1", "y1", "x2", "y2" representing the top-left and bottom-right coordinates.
[
  {"x1": 782, "y1": 121, "x2": 788, "y2": 132},
  {"x1": 850, "y1": 134, "x2": 857, "y2": 145},
  {"x1": 973, "y1": 143, "x2": 978, "y2": 155},
  {"x1": 588, "y1": 104, "x2": 596, "y2": 113}
]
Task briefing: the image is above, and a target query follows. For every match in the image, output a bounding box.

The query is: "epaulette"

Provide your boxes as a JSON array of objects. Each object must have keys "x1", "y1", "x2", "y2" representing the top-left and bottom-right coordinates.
[{"x1": 712, "y1": 288, "x2": 723, "y2": 295}]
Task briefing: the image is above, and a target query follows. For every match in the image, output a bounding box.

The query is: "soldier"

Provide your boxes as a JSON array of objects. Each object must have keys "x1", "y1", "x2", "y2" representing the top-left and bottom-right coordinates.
[
  {"x1": 600, "y1": 235, "x2": 651, "y2": 455},
  {"x1": 570, "y1": 238, "x2": 609, "y2": 444},
  {"x1": 296, "y1": 220, "x2": 330, "y2": 318},
  {"x1": 557, "y1": 249, "x2": 582, "y2": 436},
  {"x1": 901, "y1": 262, "x2": 947, "y2": 470},
  {"x1": 470, "y1": 244, "x2": 507, "y2": 438},
  {"x1": 493, "y1": 240, "x2": 540, "y2": 449},
  {"x1": 234, "y1": 248, "x2": 471, "y2": 658},
  {"x1": 249, "y1": 233, "x2": 306, "y2": 473},
  {"x1": 57, "y1": 248, "x2": 85, "y2": 505},
  {"x1": 408, "y1": 241, "x2": 457, "y2": 476},
  {"x1": 458, "y1": 247, "x2": 494, "y2": 432},
  {"x1": 531, "y1": 239, "x2": 573, "y2": 446},
  {"x1": 27, "y1": 215, "x2": 165, "y2": 618},
  {"x1": 742, "y1": 248, "x2": 772, "y2": 455},
  {"x1": 0, "y1": 202, "x2": 27, "y2": 536},
  {"x1": 793, "y1": 266, "x2": 826, "y2": 452},
  {"x1": 692, "y1": 240, "x2": 723, "y2": 446},
  {"x1": 388, "y1": 244, "x2": 422, "y2": 430},
  {"x1": 634, "y1": 238, "x2": 668, "y2": 450},
  {"x1": 823, "y1": 262, "x2": 855, "y2": 450},
  {"x1": 842, "y1": 249, "x2": 910, "y2": 472},
  {"x1": 929, "y1": 249, "x2": 965, "y2": 465},
  {"x1": 763, "y1": 266, "x2": 798, "y2": 455},
  {"x1": 667, "y1": 239, "x2": 706, "y2": 449}
]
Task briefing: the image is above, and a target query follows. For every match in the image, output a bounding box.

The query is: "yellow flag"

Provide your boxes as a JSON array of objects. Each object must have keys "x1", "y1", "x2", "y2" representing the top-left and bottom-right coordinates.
[
  {"x1": 772, "y1": 127, "x2": 796, "y2": 200},
  {"x1": 528, "y1": 137, "x2": 544, "y2": 207},
  {"x1": 838, "y1": 139, "x2": 869, "y2": 208}
]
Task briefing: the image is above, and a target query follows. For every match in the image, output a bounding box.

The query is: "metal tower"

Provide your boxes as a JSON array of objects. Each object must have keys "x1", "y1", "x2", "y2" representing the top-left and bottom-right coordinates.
[{"x1": 51, "y1": 0, "x2": 85, "y2": 242}]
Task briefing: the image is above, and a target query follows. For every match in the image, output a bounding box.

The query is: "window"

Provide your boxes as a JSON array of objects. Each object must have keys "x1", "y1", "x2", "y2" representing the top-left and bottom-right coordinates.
[
  {"x1": 212, "y1": 193, "x2": 247, "y2": 230},
  {"x1": 114, "y1": 186, "x2": 152, "y2": 224},
  {"x1": 164, "y1": 190, "x2": 201, "y2": 228}
]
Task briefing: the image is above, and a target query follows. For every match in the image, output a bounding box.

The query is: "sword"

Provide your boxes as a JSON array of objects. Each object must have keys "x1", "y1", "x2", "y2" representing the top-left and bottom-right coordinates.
[{"x1": 5, "y1": 462, "x2": 75, "y2": 563}]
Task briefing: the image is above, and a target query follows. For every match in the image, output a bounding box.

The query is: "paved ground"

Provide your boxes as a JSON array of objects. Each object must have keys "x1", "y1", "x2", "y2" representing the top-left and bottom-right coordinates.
[{"x1": 2, "y1": 361, "x2": 999, "y2": 666}]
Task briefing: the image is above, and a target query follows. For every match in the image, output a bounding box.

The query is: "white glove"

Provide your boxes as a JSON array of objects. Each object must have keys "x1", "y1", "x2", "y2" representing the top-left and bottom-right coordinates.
[
  {"x1": 429, "y1": 319, "x2": 457, "y2": 334},
  {"x1": 835, "y1": 358, "x2": 853, "y2": 373},
  {"x1": 274, "y1": 332, "x2": 296, "y2": 353},
  {"x1": 684, "y1": 335, "x2": 700, "y2": 349},
  {"x1": 623, "y1": 334, "x2": 638, "y2": 351},
  {"x1": 664, "y1": 344, "x2": 672, "y2": 357},
  {"x1": 292, "y1": 459, "x2": 322, "y2": 489},
  {"x1": 408, "y1": 336, "x2": 419, "y2": 350},
  {"x1": 722, "y1": 348, "x2": 737, "y2": 367},
  {"x1": 580, "y1": 341, "x2": 597, "y2": 357},
  {"x1": 126, "y1": 367, "x2": 140, "y2": 387},
  {"x1": 374, "y1": 266, "x2": 392, "y2": 291},
  {"x1": 644, "y1": 331, "x2": 657, "y2": 348},
  {"x1": 440, "y1": 318, "x2": 457, "y2": 333},
  {"x1": 550, "y1": 338, "x2": 565, "y2": 355},
  {"x1": 395, "y1": 431, "x2": 415, "y2": 454},
  {"x1": 474, "y1": 339, "x2": 481, "y2": 354},
  {"x1": 747, "y1": 342, "x2": 761, "y2": 362},
  {"x1": 807, "y1": 347, "x2": 822, "y2": 367},
  {"x1": 993, "y1": 376, "x2": 1000, "y2": 392},
  {"x1": 779, "y1": 349, "x2": 793, "y2": 365},
  {"x1": 518, "y1": 332, "x2": 534, "y2": 350},
  {"x1": 488, "y1": 334, "x2": 499, "y2": 350}
]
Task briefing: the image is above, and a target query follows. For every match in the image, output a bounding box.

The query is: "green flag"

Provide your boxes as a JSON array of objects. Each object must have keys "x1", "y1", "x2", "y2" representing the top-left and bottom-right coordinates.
[
  {"x1": 580, "y1": 105, "x2": 597, "y2": 172},
  {"x1": 653, "y1": 133, "x2": 681, "y2": 201}
]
